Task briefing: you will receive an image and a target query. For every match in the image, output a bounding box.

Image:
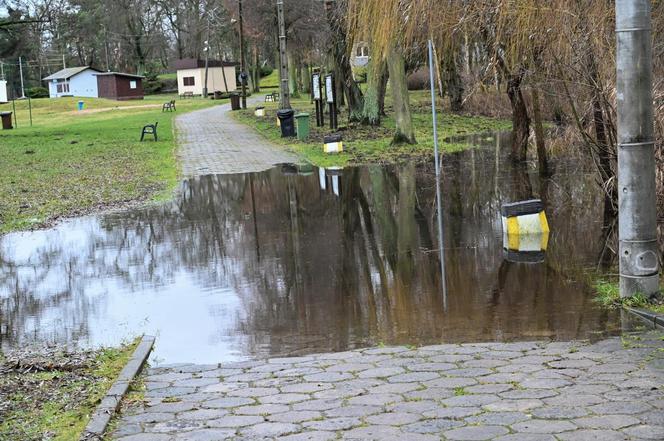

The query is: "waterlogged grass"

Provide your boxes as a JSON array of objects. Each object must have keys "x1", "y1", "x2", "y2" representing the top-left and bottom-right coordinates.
[
  {"x1": 0, "y1": 95, "x2": 222, "y2": 234},
  {"x1": 594, "y1": 279, "x2": 664, "y2": 314},
  {"x1": 0, "y1": 340, "x2": 139, "y2": 441},
  {"x1": 233, "y1": 92, "x2": 511, "y2": 167}
]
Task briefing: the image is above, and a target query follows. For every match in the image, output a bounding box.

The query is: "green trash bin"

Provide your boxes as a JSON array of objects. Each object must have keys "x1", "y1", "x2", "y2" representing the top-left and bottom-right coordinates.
[{"x1": 295, "y1": 113, "x2": 310, "y2": 140}]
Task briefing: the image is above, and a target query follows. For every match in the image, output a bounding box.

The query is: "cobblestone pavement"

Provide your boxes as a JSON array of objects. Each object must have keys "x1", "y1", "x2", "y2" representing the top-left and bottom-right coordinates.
[
  {"x1": 176, "y1": 97, "x2": 299, "y2": 176},
  {"x1": 112, "y1": 330, "x2": 664, "y2": 440}
]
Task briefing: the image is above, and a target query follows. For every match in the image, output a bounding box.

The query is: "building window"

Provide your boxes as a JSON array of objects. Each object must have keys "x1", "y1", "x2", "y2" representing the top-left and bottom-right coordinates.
[
  {"x1": 56, "y1": 82, "x2": 70, "y2": 93},
  {"x1": 183, "y1": 77, "x2": 195, "y2": 86},
  {"x1": 356, "y1": 46, "x2": 369, "y2": 58},
  {"x1": 130, "y1": 80, "x2": 137, "y2": 89}
]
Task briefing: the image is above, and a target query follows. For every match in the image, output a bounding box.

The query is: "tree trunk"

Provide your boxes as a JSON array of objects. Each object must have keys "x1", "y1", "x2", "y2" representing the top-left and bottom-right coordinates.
[
  {"x1": 361, "y1": 59, "x2": 387, "y2": 126},
  {"x1": 531, "y1": 88, "x2": 549, "y2": 176},
  {"x1": 287, "y1": 51, "x2": 299, "y2": 97},
  {"x1": 325, "y1": 0, "x2": 363, "y2": 121},
  {"x1": 506, "y1": 71, "x2": 530, "y2": 162},
  {"x1": 378, "y1": 67, "x2": 389, "y2": 116},
  {"x1": 300, "y1": 65, "x2": 310, "y2": 94},
  {"x1": 252, "y1": 44, "x2": 260, "y2": 93},
  {"x1": 387, "y1": 45, "x2": 416, "y2": 144},
  {"x1": 443, "y1": 56, "x2": 464, "y2": 112}
]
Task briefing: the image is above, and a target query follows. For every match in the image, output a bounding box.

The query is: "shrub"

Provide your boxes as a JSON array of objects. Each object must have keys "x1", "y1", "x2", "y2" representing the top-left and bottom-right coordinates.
[
  {"x1": 27, "y1": 87, "x2": 49, "y2": 98},
  {"x1": 143, "y1": 79, "x2": 164, "y2": 95},
  {"x1": 260, "y1": 66, "x2": 274, "y2": 78},
  {"x1": 407, "y1": 69, "x2": 429, "y2": 90}
]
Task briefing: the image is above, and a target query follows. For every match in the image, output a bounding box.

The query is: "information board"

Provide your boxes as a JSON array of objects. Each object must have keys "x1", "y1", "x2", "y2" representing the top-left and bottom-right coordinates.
[
  {"x1": 325, "y1": 75, "x2": 334, "y2": 104},
  {"x1": 312, "y1": 73, "x2": 321, "y2": 100}
]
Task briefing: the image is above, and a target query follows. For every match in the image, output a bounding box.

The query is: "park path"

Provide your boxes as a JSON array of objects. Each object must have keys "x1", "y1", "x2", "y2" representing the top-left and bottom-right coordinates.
[
  {"x1": 112, "y1": 329, "x2": 664, "y2": 440},
  {"x1": 175, "y1": 96, "x2": 299, "y2": 176}
]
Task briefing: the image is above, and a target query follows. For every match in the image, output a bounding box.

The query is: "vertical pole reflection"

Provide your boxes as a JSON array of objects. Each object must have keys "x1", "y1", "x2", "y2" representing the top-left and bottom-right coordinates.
[
  {"x1": 428, "y1": 40, "x2": 448, "y2": 310},
  {"x1": 250, "y1": 174, "x2": 261, "y2": 262}
]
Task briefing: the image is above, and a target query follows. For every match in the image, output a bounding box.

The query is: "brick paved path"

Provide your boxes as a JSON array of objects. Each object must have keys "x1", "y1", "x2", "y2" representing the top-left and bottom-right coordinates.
[
  {"x1": 113, "y1": 329, "x2": 664, "y2": 440},
  {"x1": 176, "y1": 98, "x2": 299, "y2": 176}
]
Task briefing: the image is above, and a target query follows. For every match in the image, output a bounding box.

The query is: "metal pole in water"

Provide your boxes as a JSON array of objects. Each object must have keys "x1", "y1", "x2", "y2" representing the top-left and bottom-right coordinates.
[
  {"x1": 616, "y1": 0, "x2": 659, "y2": 297},
  {"x1": 428, "y1": 40, "x2": 447, "y2": 309}
]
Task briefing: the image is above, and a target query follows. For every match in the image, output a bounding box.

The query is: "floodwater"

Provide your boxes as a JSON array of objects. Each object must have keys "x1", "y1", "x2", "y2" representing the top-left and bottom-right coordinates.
[{"x1": 0, "y1": 133, "x2": 624, "y2": 364}]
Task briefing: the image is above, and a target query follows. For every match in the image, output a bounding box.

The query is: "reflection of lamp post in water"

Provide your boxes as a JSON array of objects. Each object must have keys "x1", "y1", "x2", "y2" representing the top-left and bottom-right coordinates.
[{"x1": 427, "y1": 40, "x2": 447, "y2": 309}]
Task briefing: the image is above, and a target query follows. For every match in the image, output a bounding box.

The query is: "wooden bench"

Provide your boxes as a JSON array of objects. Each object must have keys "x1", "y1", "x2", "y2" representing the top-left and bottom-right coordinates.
[
  {"x1": 162, "y1": 100, "x2": 176, "y2": 112},
  {"x1": 180, "y1": 92, "x2": 194, "y2": 99},
  {"x1": 141, "y1": 122, "x2": 158, "y2": 142}
]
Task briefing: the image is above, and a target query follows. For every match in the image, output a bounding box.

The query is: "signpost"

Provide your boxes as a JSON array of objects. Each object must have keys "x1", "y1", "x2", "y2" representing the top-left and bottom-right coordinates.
[
  {"x1": 312, "y1": 71, "x2": 324, "y2": 127},
  {"x1": 325, "y1": 73, "x2": 337, "y2": 130}
]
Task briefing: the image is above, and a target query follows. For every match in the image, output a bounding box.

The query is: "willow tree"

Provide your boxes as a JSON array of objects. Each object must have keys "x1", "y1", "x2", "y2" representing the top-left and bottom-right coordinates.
[{"x1": 347, "y1": 0, "x2": 416, "y2": 144}]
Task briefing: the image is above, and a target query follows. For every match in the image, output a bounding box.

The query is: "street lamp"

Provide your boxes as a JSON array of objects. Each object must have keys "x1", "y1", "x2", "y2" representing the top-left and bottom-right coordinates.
[
  {"x1": 203, "y1": 39, "x2": 210, "y2": 98},
  {"x1": 238, "y1": 0, "x2": 247, "y2": 109}
]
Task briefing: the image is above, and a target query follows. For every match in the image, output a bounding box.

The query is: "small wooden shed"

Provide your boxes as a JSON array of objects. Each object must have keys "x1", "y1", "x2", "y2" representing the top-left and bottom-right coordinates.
[{"x1": 95, "y1": 72, "x2": 145, "y2": 100}]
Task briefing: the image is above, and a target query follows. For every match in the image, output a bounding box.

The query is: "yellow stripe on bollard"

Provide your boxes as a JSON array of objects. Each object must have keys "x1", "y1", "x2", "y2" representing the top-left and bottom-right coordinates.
[{"x1": 539, "y1": 211, "x2": 550, "y2": 234}]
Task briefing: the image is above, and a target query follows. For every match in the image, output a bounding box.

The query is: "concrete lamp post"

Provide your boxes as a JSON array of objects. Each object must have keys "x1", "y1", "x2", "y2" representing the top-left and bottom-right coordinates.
[{"x1": 616, "y1": 0, "x2": 659, "y2": 297}]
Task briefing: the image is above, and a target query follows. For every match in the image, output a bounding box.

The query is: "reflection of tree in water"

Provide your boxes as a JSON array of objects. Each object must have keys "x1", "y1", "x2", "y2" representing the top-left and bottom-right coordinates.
[{"x1": 0, "y1": 140, "x2": 621, "y2": 357}]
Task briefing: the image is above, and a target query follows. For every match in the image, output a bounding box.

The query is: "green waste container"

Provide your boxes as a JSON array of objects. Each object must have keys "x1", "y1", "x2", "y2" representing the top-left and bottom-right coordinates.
[{"x1": 295, "y1": 113, "x2": 310, "y2": 140}]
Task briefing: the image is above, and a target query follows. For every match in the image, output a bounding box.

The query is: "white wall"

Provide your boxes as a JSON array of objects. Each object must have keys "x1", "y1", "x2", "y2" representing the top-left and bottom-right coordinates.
[
  {"x1": 48, "y1": 69, "x2": 99, "y2": 98},
  {"x1": 70, "y1": 70, "x2": 99, "y2": 97},
  {"x1": 0, "y1": 80, "x2": 7, "y2": 103},
  {"x1": 177, "y1": 67, "x2": 237, "y2": 96}
]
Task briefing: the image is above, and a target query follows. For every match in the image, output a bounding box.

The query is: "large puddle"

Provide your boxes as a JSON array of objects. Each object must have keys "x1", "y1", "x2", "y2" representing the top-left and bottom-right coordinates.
[{"x1": 1, "y1": 133, "x2": 624, "y2": 363}]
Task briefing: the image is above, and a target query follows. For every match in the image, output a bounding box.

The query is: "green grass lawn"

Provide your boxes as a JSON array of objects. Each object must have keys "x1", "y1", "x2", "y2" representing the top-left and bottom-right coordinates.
[
  {"x1": 157, "y1": 73, "x2": 177, "y2": 81},
  {"x1": 0, "y1": 95, "x2": 222, "y2": 234},
  {"x1": 234, "y1": 90, "x2": 512, "y2": 168},
  {"x1": 0, "y1": 340, "x2": 138, "y2": 441},
  {"x1": 259, "y1": 70, "x2": 280, "y2": 89}
]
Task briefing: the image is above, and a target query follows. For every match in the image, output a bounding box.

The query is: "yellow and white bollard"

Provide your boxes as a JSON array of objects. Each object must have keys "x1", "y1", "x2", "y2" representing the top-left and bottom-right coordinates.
[
  {"x1": 324, "y1": 134, "x2": 343, "y2": 154},
  {"x1": 501, "y1": 199, "x2": 550, "y2": 263}
]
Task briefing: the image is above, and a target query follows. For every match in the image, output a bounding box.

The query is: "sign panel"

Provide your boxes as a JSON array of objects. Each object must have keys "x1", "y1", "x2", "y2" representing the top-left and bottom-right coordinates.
[
  {"x1": 312, "y1": 73, "x2": 321, "y2": 100},
  {"x1": 325, "y1": 75, "x2": 334, "y2": 103}
]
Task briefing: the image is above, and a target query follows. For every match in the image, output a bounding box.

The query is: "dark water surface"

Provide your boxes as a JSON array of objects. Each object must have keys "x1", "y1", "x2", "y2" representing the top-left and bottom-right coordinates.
[{"x1": 0, "y1": 133, "x2": 623, "y2": 363}]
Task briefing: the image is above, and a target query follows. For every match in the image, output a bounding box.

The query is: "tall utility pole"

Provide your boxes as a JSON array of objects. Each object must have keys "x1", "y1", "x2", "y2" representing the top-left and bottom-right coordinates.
[
  {"x1": 276, "y1": 0, "x2": 291, "y2": 109},
  {"x1": 238, "y1": 0, "x2": 247, "y2": 109},
  {"x1": 616, "y1": 0, "x2": 659, "y2": 297},
  {"x1": 18, "y1": 56, "x2": 25, "y2": 98}
]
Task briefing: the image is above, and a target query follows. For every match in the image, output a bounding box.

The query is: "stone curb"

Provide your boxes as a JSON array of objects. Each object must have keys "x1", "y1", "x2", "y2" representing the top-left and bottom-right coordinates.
[
  {"x1": 625, "y1": 306, "x2": 664, "y2": 330},
  {"x1": 80, "y1": 335, "x2": 156, "y2": 441}
]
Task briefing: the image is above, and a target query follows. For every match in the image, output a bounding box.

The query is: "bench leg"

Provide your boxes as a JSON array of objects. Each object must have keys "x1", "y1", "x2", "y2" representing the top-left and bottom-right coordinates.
[{"x1": 140, "y1": 131, "x2": 145, "y2": 142}]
